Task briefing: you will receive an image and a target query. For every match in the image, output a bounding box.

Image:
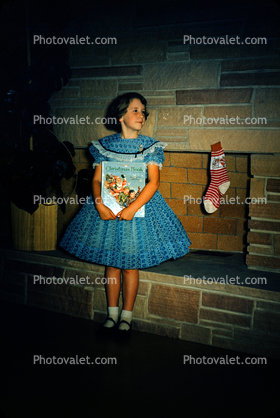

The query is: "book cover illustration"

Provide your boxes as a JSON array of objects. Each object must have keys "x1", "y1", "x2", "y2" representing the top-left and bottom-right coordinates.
[{"x1": 101, "y1": 162, "x2": 146, "y2": 217}]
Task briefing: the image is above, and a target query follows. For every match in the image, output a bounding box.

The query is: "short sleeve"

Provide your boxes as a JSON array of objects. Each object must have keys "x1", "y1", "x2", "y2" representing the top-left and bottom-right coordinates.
[
  {"x1": 144, "y1": 142, "x2": 167, "y2": 170},
  {"x1": 89, "y1": 142, "x2": 108, "y2": 167}
]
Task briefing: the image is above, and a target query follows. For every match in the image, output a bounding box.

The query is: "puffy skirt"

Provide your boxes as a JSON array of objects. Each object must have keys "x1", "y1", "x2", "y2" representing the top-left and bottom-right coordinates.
[{"x1": 59, "y1": 191, "x2": 191, "y2": 269}]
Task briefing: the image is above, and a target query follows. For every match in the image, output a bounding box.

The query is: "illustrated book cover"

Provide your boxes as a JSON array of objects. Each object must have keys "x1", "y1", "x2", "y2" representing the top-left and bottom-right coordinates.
[{"x1": 101, "y1": 162, "x2": 146, "y2": 217}]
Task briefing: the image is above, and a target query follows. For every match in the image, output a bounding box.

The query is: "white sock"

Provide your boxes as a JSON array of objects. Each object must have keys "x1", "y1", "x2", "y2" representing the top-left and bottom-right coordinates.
[
  {"x1": 103, "y1": 306, "x2": 119, "y2": 328},
  {"x1": 118, "y1": 310, "x2": 132, "y2": 331}
]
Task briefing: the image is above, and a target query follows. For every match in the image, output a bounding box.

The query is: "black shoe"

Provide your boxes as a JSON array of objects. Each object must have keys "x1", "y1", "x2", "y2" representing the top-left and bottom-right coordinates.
[
  {"x1": 116, "y1": 320, "x2": 132, "y2": 340},
  {"x1": 96, "y1": 317, "x2": 117, "y2": 339},
  {"x1": 103, "y1": 317, "x2": 117, "y2": 328}
]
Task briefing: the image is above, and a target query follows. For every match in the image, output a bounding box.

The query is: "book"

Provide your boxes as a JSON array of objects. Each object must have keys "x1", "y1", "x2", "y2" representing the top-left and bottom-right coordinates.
[{"x1": 101, "y1": 161, "x2": 146, "y2": 217}]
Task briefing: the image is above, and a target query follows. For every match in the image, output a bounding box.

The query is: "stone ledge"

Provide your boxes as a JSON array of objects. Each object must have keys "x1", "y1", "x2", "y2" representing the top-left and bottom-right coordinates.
[
  {"x1": 0, "y1": 248, "x2": 105, "y2": 273},
  {"x1": 1, "y1": 248, "x2": 280, "y2": 296},
  {"x1": 1, "y1": 248, "x2": 280, "y2": 359}
]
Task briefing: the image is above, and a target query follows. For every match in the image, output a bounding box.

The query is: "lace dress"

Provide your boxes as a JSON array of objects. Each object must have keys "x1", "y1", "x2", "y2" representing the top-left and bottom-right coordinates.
[{"x1": 59, "y1": 133, "x2": 191, "y2": 269}]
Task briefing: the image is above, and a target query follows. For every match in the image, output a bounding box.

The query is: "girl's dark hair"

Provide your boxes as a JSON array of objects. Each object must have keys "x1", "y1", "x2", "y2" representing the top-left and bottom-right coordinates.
[{"x1": 105, "y1": 92, "x2": 149, "y2": 132}]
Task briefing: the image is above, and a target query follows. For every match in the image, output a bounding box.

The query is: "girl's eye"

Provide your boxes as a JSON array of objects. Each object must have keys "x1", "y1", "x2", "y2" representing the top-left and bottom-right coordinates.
[{"x1": 132, "y1": 109, "x2": 145, "y2": 113}]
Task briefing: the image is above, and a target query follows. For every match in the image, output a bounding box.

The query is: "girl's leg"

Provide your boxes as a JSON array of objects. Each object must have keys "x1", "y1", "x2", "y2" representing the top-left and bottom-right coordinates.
[
  {"x1": 121, "y1": 268, "x2": 139, "y2": 311},
  {"x1": 103, "y1": 266, "x2": 121, "y2": 328},
  {"x1": 105, "y1": 266, "x2": 121, "y2": 306},
  {"x1": 119, "y1": 269, "x2": 139, "y2": 330}
]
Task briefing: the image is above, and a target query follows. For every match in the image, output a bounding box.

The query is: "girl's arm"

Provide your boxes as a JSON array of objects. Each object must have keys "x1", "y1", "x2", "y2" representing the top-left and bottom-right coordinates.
[
  {"x1": 92, "y1": 165, "x2": 116, "y2": 220},
  {"x1": 117, "y1": 164, "x2": 160, "y2": 221}
]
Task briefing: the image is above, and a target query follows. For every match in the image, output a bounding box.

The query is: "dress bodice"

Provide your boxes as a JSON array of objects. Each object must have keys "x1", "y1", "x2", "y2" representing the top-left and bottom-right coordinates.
[{"x1": 89, "y1": 133, "x2": 167, "y2": 170}]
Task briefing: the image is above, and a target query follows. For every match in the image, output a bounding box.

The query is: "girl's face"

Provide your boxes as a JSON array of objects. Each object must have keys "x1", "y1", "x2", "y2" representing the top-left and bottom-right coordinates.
[{"x1": 119, "y1": 98, "x2": 146, "y2": 134}]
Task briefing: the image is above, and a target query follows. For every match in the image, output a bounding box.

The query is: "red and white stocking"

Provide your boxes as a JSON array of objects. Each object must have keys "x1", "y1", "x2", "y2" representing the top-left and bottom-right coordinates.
[{"x1": 204, "y1": 142, "x2": 230, "y2": 213}]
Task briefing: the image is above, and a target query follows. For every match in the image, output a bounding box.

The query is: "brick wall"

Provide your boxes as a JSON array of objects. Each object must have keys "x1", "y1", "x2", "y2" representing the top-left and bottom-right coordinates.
[
  {"x1": 247, "y1": 155, "x2": 280, "y2": 271},
  {"x1": 161, "y1": 152, "x2": 249, "y2": 252},
  {"x1": 49, "y1": 4, "x2": 280, "y2": 268}
]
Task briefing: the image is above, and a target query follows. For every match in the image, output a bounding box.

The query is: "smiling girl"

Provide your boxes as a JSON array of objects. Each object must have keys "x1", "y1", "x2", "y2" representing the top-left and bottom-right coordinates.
[{"x1": 60, "y1": 92, "x2": 191, "y2": 335}]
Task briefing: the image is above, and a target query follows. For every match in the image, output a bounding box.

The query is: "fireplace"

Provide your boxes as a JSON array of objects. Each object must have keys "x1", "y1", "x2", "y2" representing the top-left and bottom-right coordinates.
[{"x1": 57, "y1": 147, "x2": 280, "y2": 273}]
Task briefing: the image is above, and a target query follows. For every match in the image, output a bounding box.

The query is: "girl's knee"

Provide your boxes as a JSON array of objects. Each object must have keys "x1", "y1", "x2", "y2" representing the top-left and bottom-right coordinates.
[
  {"x1": 122, "y1": 268, "x2": 139, "y2": 276},
  {"x1": 106, "y1": 266, "x2": 120, "y2": 272}
]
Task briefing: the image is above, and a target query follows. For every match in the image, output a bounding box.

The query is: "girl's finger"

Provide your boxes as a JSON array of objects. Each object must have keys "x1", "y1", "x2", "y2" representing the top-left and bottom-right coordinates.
[
  {"x1": 116, "y1": 210, "x2": 124, "y2": 219},
  {"x1": 110, "y1": 210, "x2": 117, "y2": 218}
]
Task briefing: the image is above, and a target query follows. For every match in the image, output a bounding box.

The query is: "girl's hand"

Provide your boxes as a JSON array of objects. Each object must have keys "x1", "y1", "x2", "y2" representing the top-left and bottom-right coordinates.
[
  {"x1": 116, "y1": 206, "x2": 137, "y2": 221},
  {"x1": 97, "y1": 203, "x2": 116, "y2": 220}
]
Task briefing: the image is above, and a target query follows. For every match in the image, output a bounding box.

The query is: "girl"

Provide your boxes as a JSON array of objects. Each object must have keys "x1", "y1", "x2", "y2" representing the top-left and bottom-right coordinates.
[{"x1": 60, "y1": 92, "x2": 191, "y2": 334}]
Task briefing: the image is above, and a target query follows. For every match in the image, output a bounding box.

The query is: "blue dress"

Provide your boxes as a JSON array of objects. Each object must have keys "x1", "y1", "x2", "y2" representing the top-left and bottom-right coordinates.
[{"x1": 59, "y1": 133, "x2": 191, "y2": 269}]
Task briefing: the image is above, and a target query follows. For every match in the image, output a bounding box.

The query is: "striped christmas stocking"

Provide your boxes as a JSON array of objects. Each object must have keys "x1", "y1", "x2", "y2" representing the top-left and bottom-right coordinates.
[{"x1": 204, "y1": 142, "x2": 230, "y2": 213}]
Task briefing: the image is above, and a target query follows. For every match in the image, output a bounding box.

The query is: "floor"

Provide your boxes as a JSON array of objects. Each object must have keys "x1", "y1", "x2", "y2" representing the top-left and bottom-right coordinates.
[{"x1": 1, "y1": 300, "x2": 280, "y2": 418}]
